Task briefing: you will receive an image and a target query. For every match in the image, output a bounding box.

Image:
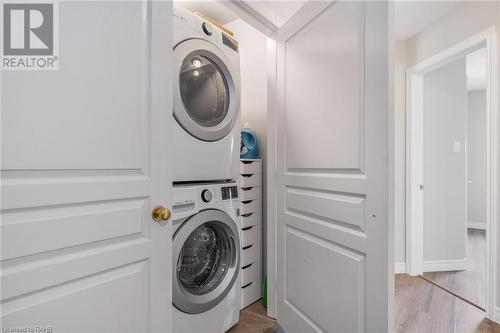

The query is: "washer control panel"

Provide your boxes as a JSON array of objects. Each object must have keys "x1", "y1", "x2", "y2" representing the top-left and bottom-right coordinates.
[{"x1": 221, "y1": 185, "x2": 238, "y2": 200}]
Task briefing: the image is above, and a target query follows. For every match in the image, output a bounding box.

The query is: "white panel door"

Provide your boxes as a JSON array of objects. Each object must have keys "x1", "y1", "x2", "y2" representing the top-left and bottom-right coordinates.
[
  {"x1": 1, "y1": 1, "x2": 172, "y2": 332},
  {"x1": 276, "y1": 1, "x2": 390, "y2": 332}
]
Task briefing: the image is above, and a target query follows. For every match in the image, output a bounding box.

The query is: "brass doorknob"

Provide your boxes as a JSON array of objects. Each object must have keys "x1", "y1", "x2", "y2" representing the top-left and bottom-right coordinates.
[{"x1": 152, "y1": 205, "x2": 171, "y2": 222}]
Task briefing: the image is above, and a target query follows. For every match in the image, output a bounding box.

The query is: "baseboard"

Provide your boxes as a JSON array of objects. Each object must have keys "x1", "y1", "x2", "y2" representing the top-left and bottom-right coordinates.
[
  {"x1": 492, "y1": 307, "x2": 500, "y2": 324},
  {"x1": 395, "y1": 262, "x2": 406, "y2": 274},
  {"x1": 467, "y1": 221, "x2": 487, "y2": 230},
  {"x1": 423, "y1": 259, "x2": 466, "y2": 272}
]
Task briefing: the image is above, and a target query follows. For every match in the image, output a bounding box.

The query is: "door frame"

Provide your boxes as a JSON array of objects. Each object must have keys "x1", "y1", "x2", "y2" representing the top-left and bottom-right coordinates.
[
  {"x1": 217, "y1": 0, "x2": 280, "y2": 318},
  {"x1": 405, "y1": 26, "x2": 498, "y2": 319}
]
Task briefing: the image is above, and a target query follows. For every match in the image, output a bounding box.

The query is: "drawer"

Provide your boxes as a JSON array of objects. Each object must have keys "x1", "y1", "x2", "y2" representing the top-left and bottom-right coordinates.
[
  {"x1": 241, "y1": 240, "x2": 261, "y2": 267},
  {"x1": 240, "y1": 200, "x2": 261, "y2": 215},
  {"x1": 239, "y1": 186, "x2": 261, "y2": 201},
  {"x1": 241, "y1": 212, "x2": 261, "y2": 228},
  {"x1": 240, "y1": 160, "x2": 262, "y2": 175},
  {"x1": 240, "y1": 261, "x2": 261, "y2": 287},
  {"x1": 239, "y1": 174, "x2": 261, "y2": 187},
  {"x1": 241, "y1": 224, "x2": 261, "y2": 248},
  {"x1": 241, "y1": 275, "x2": 262, "y2": 309}
]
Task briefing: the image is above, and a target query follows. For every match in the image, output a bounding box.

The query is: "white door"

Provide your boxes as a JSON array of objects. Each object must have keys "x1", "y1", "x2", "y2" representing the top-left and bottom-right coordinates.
[
  {"x1": 423, "y1": 58, "x2": 467, "y2": 267},
  {"x1": 1, "y1": 2, "x2": 172, "y2": 332},
  {"x1": 275, "y1": 1, "x2": 390, "y2": 332}
]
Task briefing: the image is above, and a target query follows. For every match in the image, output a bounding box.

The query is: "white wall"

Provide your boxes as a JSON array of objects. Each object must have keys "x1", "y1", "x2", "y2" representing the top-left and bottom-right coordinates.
[
  {"x1": 225, "y1": 18, "x2": 269, "y2": 278},
  {"x1": 393, "y1": 0, "x2": 500, "y2": 315},
  {"x1": 423, "y1": 57, "x2": 467, "y2": 265},
  {"x1": 467, "y1": 90, "x2": 487, "y2": 228},
  {"x1": 405, "y1": 2, "x2": 498, "y2": 67}
]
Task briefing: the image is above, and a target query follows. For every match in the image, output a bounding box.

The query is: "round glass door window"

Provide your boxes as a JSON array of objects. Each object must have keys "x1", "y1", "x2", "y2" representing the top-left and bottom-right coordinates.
[
  {"x1": 179, "y1": 54, "x2": 230, "y2": 128},
  {"x1": 177, "y1": 222, "x2": 232, "y2": 295},
  {"x1": 172, "y1": 209, "x2": 240, "y2": 314}
]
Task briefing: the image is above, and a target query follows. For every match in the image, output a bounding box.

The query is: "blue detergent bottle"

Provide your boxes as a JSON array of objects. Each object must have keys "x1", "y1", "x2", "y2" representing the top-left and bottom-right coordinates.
[{"x1": 240, "y1": 125, "x2": 259, "y2": 159}]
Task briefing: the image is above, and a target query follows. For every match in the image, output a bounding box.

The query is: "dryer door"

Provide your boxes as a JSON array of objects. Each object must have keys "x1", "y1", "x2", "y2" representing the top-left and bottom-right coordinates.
[
  {"x1": 173, "y1": 209, "x2": 240, "y2": 314},
  {"x1": 173, "y1": 39, "x2": 239, "y2": 142}
]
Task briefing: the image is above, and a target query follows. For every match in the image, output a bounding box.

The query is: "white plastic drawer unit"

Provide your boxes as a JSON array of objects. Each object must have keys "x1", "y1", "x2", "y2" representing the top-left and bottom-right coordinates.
[
  {"x1": 239, "y1": 186, "x2": 261, "y2": 201},
  {"x1": 240, "y1": 261, "x2": 260, "y2": 287},
  {"x1": 239, "y1": 160, "x2": 262, "y2": 175},
  {"x1": 241, "y1": 239, "x2": 261, "y2": 267},
  {"x1": 241, "y1": 224, "x2": 261, "y2": 248},
  {"x1": 240, "y1": 199, "x2": 261, "y2": 215},
  {"x1": 239, "y1": 158, "x2": 262, "y2": 310},
  {"x1": 239, "y1": 174, "x2": 261, "y2": 188},
  {"x1": 241, "y1": 274, "x2": 262, "y2": 309},
  {"x1": 241, "y1": 212, "x2": 260, "y2": 228}
]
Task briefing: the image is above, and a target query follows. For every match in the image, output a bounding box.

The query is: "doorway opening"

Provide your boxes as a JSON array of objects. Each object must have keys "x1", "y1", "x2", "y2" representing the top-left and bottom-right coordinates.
[
  {"x1": 417, "y1": 45, "x2": 488, "y2": 311},
  {"x1": 404, "y1": 26, "x2": 497, "y2": 325},
  {"x1": 171, "y1": 1, "x2": 283, "y2": 331}
]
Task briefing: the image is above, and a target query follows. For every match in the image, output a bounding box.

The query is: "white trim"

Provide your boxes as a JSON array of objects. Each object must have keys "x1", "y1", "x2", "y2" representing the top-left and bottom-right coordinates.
[
  {"x1": 240, "y1": 0, "x2": 284, "y2": 28},
  {"x1": 467, "y1": 221, "x2": 487, "y2": 230},
  {"x1": 465, "y1": 84, "x2": 469, "y2": 252},
  {"x1": 493, "y1": 307, "x2": 500, "y2": 324},
  {"x1": 423, "y1": 259, "x2": 467, "y2": 272},
  {"x1": 405, "y1": 72, "x2": 424, "y2": 276},
  {"x1": 485, "y1": 24, "x2": 498, "y2": 324},
  {"x1": 395, "y1": 262, "x2": 406, "y2": 274},
  {"x1": 218, "y1": 0, "x2": 278, "y2": 38},
  {"x1": 265, "y1": 37, "x2": 278, "y2": 319},
  {"x1": 406, "y1": 26, "x2": 497, "y2": 320}
]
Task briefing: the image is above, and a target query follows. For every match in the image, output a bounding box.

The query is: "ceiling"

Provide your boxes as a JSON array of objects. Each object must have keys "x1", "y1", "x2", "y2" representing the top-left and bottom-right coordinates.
[
  {"x1": 174, "y1": 0, "x2": 306, "y2": 27},
  {"x1": 466, "y1": 47, "x2": 487, "y2": 91},
  {"x1": 393, "y1": 1, "x2": 463, "y2": 41},
  {"x1": 176, "y1": 1, "x2": 465, "y2": 42},
  {"x1": 255, "y1": 0, "x2": 307, "y2": 26}
]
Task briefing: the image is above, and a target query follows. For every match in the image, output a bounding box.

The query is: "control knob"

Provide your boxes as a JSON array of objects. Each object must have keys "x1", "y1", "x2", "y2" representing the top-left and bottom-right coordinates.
[
  {"x1": 201, "y1": 189, "x2": 212, "y2": 203},
  {"x1": 202, "y1": 22, "x2": 213, "y2": 36}
]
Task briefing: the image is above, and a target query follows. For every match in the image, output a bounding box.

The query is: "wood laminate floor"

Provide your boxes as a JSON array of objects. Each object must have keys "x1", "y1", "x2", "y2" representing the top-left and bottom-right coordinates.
[
  {"x1": 229, "y1": 300, "x2": 276, "y2": 333},
  {"x1": 423, "y1": 228, "x2": 486, "y2": 308},
  {"x1": 229, "y1": 274, "x2": 500, "y2": 333},
  {"x1": 396, "y1": 274, "x2": 499, "y2": 333}
]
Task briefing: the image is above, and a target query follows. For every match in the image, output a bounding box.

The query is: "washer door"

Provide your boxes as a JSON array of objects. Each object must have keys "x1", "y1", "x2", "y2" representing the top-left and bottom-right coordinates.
[
  {"x1": 173, "y1": 39, "x2": 239, "y2": 142},
  {"x1": 173, "y1": 209, "x2": 240, "y2": 314}
]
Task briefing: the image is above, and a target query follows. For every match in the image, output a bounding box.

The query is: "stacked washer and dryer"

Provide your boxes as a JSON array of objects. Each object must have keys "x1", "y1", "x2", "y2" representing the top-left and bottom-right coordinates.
[{"x1": 171, "y1": 6, "x2": 242, "y2": 333}]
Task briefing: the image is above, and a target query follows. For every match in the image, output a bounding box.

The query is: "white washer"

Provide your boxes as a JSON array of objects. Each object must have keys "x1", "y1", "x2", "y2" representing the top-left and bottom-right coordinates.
[
  {"x1": 172, "y1": 181, "x2": 241, "y2": 333},
  {"x1": 173, "y1": 6, "x2": 241, "y2": 182}
]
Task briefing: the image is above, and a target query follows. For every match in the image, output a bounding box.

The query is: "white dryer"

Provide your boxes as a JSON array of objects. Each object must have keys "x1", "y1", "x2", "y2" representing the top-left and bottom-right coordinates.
[
  {"x1": 172, "y1": 182, "x2": 241, "y2": 333},
  {"x1": 173, "y1": 6, "x2": 241, "y2": 182}
]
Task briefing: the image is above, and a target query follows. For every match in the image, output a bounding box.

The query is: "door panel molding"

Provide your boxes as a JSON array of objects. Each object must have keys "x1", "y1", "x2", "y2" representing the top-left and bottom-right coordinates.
[
  {"x1": 282, "y1": 1, "x2": 366, "y2": 173},
  {"x1": 285, "y1": 186, "x2": 366, "y2": 233},
  {"x1": 2, "y1": 173, "x2": 150, "y2": 210},
  {"x1": 2, "y1": 198, "x2": 147, "y2": 260},
  {"x1": 283, "y1": 225, "x2": 366, "y2": 332}
]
